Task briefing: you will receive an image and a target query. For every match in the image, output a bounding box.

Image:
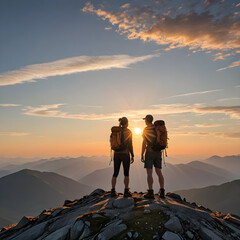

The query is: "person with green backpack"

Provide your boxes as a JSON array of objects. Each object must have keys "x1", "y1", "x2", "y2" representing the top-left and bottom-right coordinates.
[
  {"x1": 110, "y1": 117, "x2": 134, "y2": 198},
  {"x1": 141, "y1": 115, "x2": 166, "y2": 199}
]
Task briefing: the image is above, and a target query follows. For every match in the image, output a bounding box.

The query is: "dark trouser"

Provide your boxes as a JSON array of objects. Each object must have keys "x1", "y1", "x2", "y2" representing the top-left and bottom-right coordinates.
[{"x1": 113, "y1": 153, "x2": 130, "y2": 177}]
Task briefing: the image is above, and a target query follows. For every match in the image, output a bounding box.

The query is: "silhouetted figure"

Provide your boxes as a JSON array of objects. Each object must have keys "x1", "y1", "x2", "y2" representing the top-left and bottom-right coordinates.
[
  {"x1": 110, "y1": 117, "x2": 134, "y2": 197},
  {"x1": 141, "y1": 115, "x2": 165, "y2": 198}
]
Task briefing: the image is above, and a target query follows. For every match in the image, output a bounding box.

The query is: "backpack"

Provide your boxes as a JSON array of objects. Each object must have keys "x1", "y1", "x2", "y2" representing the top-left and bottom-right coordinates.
[
  {"x1": 152, "y1": 120, "x2": 168, "y2": 151},
  {"x1": 110, "y1": 126, "x2": 126, "y2": 151}
]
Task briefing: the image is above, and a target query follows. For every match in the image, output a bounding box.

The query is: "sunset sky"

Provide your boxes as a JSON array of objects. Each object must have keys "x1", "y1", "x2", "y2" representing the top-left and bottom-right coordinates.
[{"x1": 0, "y1": 0, "x2": 239, "y2": 158}]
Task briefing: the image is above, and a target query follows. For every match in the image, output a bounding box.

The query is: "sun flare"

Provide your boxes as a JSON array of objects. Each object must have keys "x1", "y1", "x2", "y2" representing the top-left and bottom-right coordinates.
[{"x1": 134, "y1": 128, "x2": 142, "y2": 135}]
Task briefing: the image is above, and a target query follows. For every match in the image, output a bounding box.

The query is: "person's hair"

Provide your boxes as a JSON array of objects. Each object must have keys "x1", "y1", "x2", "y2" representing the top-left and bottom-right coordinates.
[{"x1": 119, "y1": 117, "x2": 128, "y2": 127}]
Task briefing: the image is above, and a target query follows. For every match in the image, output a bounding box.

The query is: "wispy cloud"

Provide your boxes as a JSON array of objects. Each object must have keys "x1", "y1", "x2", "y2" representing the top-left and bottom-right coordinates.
[
  {"x1": 0, "y1": 104, "x2": 21, "y2": 107},
  {"x1": 217, "y1": 59, "x2": 240, "y2": 71},
  {"x1": 165, "y1": 89, "x2": 223, "y2": 99},
  {"x1": 22, "y1": 103, "x2": 240, "y2": 120},
  {"x1": 195, "y1": 123, "x2": 221, "y2": 128},
  {"x1": 174, "y1": 131, "x2": 240, "y2": 138},
  {"x1": 0, "y1": 132, "x2": 30, "y2": 136},
  {"x1": 217, "y1": 97, "x2": 240, "y2": 102},
  {"x1": 0, "y1": 54, "x2": 157, "y2": 86}
]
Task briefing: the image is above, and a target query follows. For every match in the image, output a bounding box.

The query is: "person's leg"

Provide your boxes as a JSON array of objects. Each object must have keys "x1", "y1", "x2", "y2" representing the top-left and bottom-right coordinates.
[
  {"x1": 155, "y1": 168, "x2": 164, "y2": 189},
  {"x1": 112, "y1": 154, "x2": 121, "y2": 189},
  {"x1": 122, "y1": 154, "x2": 130, "y2": 189},
  {"x1": 146, "y1": 168, "x2": 153, "y2": 190}
]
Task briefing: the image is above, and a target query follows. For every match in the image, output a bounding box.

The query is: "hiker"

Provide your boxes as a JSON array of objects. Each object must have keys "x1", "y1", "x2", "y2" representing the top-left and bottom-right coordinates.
[
  {"x1": 141, "y1": 115, "x2": 165, "y2": 198},
  {"x1": 110, "y1": 117, "x2": 134, "y2": 198}
]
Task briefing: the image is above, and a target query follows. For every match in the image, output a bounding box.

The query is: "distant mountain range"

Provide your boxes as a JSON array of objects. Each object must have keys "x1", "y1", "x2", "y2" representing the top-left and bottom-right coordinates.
[
  {"x1": 175, "y1": 179, "x2": 240, "y2": 215},
  {"x1": 79, "y1": 158, "x2": 239, "y2": 192},
  {"x1": 0, "y1": 169, "x2": 93, "y2": 228},
  {"x1": 0, "y1": 156, "x2": 109, "y2": 180}
]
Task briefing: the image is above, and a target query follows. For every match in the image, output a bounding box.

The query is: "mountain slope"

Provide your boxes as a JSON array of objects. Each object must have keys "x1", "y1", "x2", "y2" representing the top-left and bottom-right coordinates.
[
  {"x1": 203, "y1": 155, "x2": 240, "y2": 176},
  {"x1": 0, "y1": 169, "x2": 93, "y2": 227},
  {"x1": 175, "y1": 179, "x2": 240, "y2": 215},
  {"x1": 1, "y1": 189, "x2": 240, "y2": 240}
]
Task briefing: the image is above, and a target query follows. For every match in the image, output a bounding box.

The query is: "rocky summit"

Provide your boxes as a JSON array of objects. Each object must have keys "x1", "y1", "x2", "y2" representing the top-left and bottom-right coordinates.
[{"x1": 1, "y1": 189, "x2": 240, "y2": 240}]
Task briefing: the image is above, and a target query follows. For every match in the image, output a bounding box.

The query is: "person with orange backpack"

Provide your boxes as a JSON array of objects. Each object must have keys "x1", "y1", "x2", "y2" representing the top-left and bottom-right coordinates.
[
  {"x1": 110, "y1": 117, "x2": 134, "y2": 197},
  {"x1": 141, "y1": 115, "x2": 167, "y2": 199}
]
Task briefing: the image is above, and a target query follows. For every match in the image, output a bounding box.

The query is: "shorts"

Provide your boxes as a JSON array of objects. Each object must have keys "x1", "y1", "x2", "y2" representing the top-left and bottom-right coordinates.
[{"x1": 144, "y1": 151, "x2": 162, "y2": 169}]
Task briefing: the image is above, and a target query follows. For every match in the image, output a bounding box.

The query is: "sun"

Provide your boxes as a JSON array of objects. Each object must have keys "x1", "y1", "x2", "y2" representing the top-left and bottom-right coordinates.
[{"x1": 134, "y1": 128, "x2": 142, "y2": 135}]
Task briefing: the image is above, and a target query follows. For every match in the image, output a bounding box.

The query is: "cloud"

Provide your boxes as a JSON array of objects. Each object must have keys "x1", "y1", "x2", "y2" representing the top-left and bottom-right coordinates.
[
  {"x1": 195, "y1": 106, "x2": 240, "y2": 119},
  {"x1": 104, "y1": 27, "x2": 112, "y2": 30},
  {"x1": 217, "y1": 97, "x2": 240, "y2": 102},
  {"x1": 174, "y1": 131, "x2": 240, "y2": 138},
  {"x1": 0, "y1": 54, "x2": 157, "y2": 86},
  {"x1": 166, "y1": 89, "x2": 223, "y2": 99},
  {"x1": 22, "y1": 103, "x2": 240, "y2": 120},
  {"x1": 0, "y1": 104, "x2": 21, "y2": 107},
  {"x1": 217, "y1": 59, "x2": 240, "y2": 71},
  {"x1": 195, "y1": 123, "x2": 221, "y2": 127},
  {"x1": 82, "y1": 1, "x2": 240, "y2": 67},
  {"x1": 0, "y1": 132, "x2": 30, "y2": 136}
]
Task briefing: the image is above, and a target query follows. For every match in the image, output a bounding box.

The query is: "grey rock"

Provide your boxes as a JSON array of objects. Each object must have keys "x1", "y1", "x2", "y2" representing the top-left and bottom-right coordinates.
[
  {"x1": 44, "y1": 224, "x2": 71, "y2": 240},
  {"x1": 79, "y1": 225, "x2": 91, "y2": 239},
  {"x1": 199, "y1": 227, "x2": 223, "y2": 240},
  {"x1": 186, "y1": 231, "x2": 194, "y2": 239},
  {"x1": 11, "y1": 221, "x2": 49, "y2": 240},
  {"x1": 224, "y1": 214, "x2": 240, "y2": 227},
  {"x1": 98, "y1": 220, "x2": 127, "y2": 240},
  {"x1": 37, "y1": 212, "x2": 51, "y2": 222},
  {"x1": 164, "y1": 216, "x2": 183, "y2": 233},
  {"x1": 70, "y1": 220, "x2": 84, "y2": 240},
  {"x1": 127, "y1": 232, "x2": 132, "y2": 238},
  {"x1": 152, "y1": 234, "x2": 160, "y2": 239},
  {"x1": 144, "y1": 209, "x2": 151, "y2": 214},
  {"x1": 133, "y1": 232, "x2": 139, "y2": 239},
  {"x1": 112, "y1": 197, "x2": 134, "y2": 209},
  {"x1": 90, "y1": 188, "x2": 105, "y2": 196},
  {"x1": 85, "y1": 221, "x2": 91, "y2": 227},
  {"x1": 15, "y1": 216, "x2": 33, "y2": 229},
  {"x1": 166, "y1": 193, "x2": 182, "y2": 202},
  {"x1": 92, "y1": 213, "x2": 105, "y2": 219},
  {"x1": 162, "y1": 231, "x2": 182, "y2": 240}
]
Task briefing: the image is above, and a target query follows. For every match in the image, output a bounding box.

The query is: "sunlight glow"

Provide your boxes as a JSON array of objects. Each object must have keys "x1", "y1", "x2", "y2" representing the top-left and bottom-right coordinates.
[{"x1": 134, "y1": 128, "x2": 142, "y2": 135}]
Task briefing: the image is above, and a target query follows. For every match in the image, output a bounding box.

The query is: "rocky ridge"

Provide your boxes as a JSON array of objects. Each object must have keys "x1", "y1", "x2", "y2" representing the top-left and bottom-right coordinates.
[{"x1": 1, "y1": 189, "x2": 240, "y2": 240}]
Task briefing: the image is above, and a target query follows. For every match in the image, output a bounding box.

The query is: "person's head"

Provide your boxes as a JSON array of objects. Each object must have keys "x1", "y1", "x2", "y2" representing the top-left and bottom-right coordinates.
[
  {"x1": 119, "y1": 117, "x2": 128, "y2": 127},
  {"x1": 143, "y1": 115, "x2": 153, "y2": 125}
]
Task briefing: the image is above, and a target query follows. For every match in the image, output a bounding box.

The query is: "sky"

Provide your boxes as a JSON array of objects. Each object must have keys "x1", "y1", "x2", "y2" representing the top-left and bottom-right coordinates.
[{"x1": 0, "y1": 0, "x2": 239, "y2": 159}]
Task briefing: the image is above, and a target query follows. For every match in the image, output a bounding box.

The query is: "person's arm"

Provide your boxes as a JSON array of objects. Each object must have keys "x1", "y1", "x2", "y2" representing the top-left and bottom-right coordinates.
[
  {"x1": 141, "y1": 138, "x2": 147, "y2": 161},
  {"x1": 128, "y1": 132, "x2": 134, "y2": 161}
]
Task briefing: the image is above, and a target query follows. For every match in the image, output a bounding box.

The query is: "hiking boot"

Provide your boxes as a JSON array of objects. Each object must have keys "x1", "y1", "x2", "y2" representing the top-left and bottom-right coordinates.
[
  {"x1": 124, "y1": 188, "x2": 132, "y2": 198},
  {"x1": 159, "y1": 188, "x2": 165, "y2": 198},
  {"x1": 144, "y1": 189, "x2": 154, "y2": 199},
  {"x1": 111, "y1": 188, "x2": 117, "y2": 197}
]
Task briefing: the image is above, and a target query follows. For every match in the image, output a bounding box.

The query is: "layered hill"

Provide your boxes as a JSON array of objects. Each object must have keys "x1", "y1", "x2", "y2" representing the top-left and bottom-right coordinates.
[
  {"x1": 175, "y1": 179, "x2": 240, "y2": 215},
  {"x1": 79, "y1": 160, "x2": 237, "y2": 192},
  {"x1": 1, "y1": 189, "x2": 240, "y2": 240},
  {"x1": 0, "y1": 156, "x2": 108, "y2": 181},
  {"x1": 0, "y1": 169, "x2": 93, "y2": 228}
]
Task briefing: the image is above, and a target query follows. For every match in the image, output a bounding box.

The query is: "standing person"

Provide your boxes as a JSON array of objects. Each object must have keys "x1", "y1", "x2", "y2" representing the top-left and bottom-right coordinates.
[
  {"x1": 141, "y1": 115, "x2": 165, "y2": 199},
  {"x1": 110, "y1": 117, "x2": 134, "y2": 198}
]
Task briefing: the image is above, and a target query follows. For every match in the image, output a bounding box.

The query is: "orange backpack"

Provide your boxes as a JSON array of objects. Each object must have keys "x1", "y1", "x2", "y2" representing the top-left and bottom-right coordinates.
[
  {"x1": 152, "y1": 120, "x2": 168, "y2": 151},
  {"x1": 110, "y1": 126, "x2": 126, "y2": 151}
]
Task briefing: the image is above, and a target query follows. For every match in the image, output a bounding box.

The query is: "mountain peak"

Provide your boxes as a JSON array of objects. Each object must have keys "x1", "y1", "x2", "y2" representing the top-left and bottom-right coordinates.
[{"x1": 1, "y1": 189, "x2": 240, "y2": 240}]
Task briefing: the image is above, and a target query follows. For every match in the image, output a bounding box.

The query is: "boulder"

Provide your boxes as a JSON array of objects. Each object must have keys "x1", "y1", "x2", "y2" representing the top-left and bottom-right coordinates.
[
  {"x1": 166, "y1": 193, "x2": 182, "y2": 202},
  {"x1": 44, "y1": 224, "x2": 71, "y2": 240},
  {"x1": 162, "y1": 231, "x2": 182, "y2": 240},
  {"x1": 164, "y1": 216, "x2": 183, "y2": 233},
  {"x1": 79, "y1": 225, "x2": 91, "y2": 239},
  {"x1": 199, "y1": 227, "x2": 223, "y2": 240},
  {"x1": 90, "y1": 189, "x2": 105, "y2": 196},
  {"x1": 15, "y1": 216, "x2": 33, "y2": 229},
  {"x1": 70, "y1": 220, "x2": 84, "y2": 240},
  {"x1": 112, "y1": 197, "x2": 134, "y2": 209},
  {"x1": 98, "y1": 220, "x2": 127, "y2": 240}
]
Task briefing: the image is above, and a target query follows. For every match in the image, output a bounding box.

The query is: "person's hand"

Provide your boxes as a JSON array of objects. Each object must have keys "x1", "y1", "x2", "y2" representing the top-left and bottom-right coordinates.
[
  {"x1": 141, "y1": 155, "x2": 145, "y2": 163},
  {"x1": 130, "y1": 156, "x2": 134, "y2": 164}
]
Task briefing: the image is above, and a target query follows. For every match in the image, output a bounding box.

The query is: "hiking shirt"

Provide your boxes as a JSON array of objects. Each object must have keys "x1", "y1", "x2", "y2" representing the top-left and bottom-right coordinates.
[
  {"x1": 142, "y1": 124, "x2": 157, "y2": 152},
  {"x1": 114, "y1": 128, "x2": 134, "y2": 157}
]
